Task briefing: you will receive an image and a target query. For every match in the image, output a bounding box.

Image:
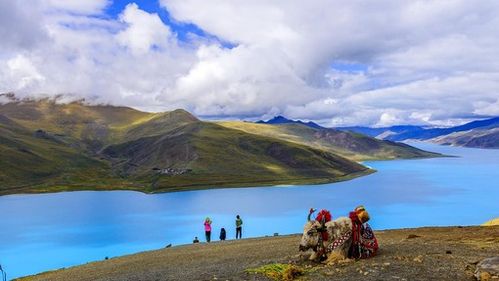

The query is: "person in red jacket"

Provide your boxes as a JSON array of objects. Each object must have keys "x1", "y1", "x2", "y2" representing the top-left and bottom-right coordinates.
[{"x1": 204, "y1": 217, "x2": 212, "y2": 242}]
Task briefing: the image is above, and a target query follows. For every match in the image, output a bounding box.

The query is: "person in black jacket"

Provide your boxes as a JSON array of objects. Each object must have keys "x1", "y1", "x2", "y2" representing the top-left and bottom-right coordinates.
[{"x1": 219, "y1": 228, "x2": 226, "y2": 241}]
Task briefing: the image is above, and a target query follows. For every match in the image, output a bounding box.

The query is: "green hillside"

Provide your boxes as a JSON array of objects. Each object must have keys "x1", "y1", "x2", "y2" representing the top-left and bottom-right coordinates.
[
  {"x1": 102, "y1": 122, "x2": 369, "y2": 192},
  {"x1": 217, "y1": 121, "x2": 440, "y2": 161},
  {"x1": 0, "y1": 114, "x2": 137, "y2": 194},
  {"x1": 0, "y1": 97, "x2": 438, "y2": 195}
]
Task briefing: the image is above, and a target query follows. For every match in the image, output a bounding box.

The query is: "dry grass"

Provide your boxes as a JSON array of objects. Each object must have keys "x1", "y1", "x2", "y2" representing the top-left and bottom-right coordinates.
[{"x1": 482, "y1": 218, "x2": 499, "y2": 226}]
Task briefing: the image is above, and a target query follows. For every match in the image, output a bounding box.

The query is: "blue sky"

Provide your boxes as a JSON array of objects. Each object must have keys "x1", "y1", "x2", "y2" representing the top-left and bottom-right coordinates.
[
  {"x1": 105, "y1": 0, "x2": 236, "y2": 48},
  {"x1": 0, "y1": 0, "x2": 498, "y2": 126}
]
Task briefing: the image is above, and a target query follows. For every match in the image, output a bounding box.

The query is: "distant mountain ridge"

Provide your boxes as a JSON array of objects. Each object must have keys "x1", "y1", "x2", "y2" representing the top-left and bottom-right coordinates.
[
  {"x1": 337, "y1": 116, "x2": 499, "y2": 148},
  {"x1": 336, "y1": 125, "x2": 426, "y2": 139},
  {"x1": 257, "y1": 115, "x2": 324, "y2": 129}
]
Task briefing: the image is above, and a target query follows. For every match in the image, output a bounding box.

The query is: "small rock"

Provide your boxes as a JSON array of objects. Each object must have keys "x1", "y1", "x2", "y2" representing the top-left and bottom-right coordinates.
[
  {"x1": 383, "y1": 262, "x2": 391, "y2": 266},
  {"x1": 413, "y1": 255, "x2": 424, "y2": 263},
  {"x1": 446, "y1": 250, "x2": 452, "y2": 254},
  {"x1": 479, "y1": 272, "x2": 491, "y2": 281},
  {"x1": 475, "y1": 257, "x2": 499, "y2": 280},
  {"x1": 406, "y1": 234, "x2": 421, "y2": 239},
  {"x1": 364, "y1": 271, "x2": 369, "y2": 275}
]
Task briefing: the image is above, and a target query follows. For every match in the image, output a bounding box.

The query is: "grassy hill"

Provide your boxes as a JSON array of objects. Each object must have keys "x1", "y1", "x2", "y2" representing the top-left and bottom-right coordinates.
[
  {"x1": 0, "y1": 114, "x2": 135, "y2": 194},
  {"x1": 482, "y1": 218, "x2": 499, "y2": 226},
  {"x1": 0, "y1": 96, "x2": 439, "y2": 195},
  {"x1": 217, "y1": 121, "x2": 440, "y2": 161}
]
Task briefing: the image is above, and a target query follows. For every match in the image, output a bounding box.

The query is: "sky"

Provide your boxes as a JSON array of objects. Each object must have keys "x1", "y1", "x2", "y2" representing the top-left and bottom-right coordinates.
[{"x1": 1, "y1": 0, "x2": 498, "y2": 127}]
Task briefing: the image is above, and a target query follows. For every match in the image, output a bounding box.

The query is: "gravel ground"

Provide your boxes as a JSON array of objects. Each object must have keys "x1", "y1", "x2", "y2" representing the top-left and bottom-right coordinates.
[{"x1": 18, "y1": 226, "x2": 499, "y2": 281}]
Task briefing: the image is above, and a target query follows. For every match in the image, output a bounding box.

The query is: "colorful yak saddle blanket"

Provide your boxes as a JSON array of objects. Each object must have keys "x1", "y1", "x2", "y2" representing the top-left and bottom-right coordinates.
[
  {"x1": 349, "y1": 223, "x2": 378, "y2": 259},
  {"x1": 326, "y1": 223, "x2": 378, "y2": 258},
  {"x1": 327, "y1": 230, "x2": 352, "y2": 253}
]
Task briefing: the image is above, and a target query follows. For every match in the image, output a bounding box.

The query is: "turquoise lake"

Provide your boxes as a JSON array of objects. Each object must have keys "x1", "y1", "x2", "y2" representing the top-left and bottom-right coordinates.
[{"x1": 0, "y1": 142, "x2": 498, "y2": 279}]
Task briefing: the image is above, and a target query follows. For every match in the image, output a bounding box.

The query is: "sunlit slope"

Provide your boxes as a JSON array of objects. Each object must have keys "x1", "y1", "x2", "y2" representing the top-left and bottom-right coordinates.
[
  {"x1": 103, "y1": 122, "x2": 370, "y2": 192},
  {"x1": 0, "y1": 115, "x2": 130, "y2": 194},
  {"x1": 1, "y1": 99, "x2": 370, "y2": 194},
  {"x1": 0, "y1": 98, "x2": 154, "y2": 136},
  {"x1": 0, "y1": 97, "x2": 198, "y2": 148},
  {"x1": 217, "y1": 121, "x2": 440, "y2": 161},
  {"x1": 482, "y1": 218, "x2": 499, "y2": 226}
]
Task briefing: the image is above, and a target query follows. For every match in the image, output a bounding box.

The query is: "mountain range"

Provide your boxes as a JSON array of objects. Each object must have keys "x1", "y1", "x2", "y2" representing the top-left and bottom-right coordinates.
[
  {"x1": 337, "y1": 117, "x2": 499, "y2": 148},
  {"x1": 0, "y1": 94, "x2": 439, "y2": 195},
  {"x1": 257, "y1": 115, "x2": 324, "y2": 129}
]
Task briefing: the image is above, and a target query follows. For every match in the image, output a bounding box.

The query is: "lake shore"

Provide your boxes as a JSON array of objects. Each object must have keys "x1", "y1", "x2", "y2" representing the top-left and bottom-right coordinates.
[
  {"x1": 0, "y1": 168, "x2": 375, "y2": 197},
  {"x1": 17, "y1": 225, "x2": 499, "y2": 281}
]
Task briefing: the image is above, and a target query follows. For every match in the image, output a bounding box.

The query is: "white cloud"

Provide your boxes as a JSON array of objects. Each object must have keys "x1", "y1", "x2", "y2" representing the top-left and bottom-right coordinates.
[
  {"x1": 0, "y1": 0, "x2": 48, "y2": 51},
  {"x1": 116, "y1": 3, "x2": 173, "y2": 55},
  {"x1": 1, "y1": 0, "x2": 499, "y2": 126},
  {"x1": 5, "y1": 55, "x2": 45, "y2": 90}
]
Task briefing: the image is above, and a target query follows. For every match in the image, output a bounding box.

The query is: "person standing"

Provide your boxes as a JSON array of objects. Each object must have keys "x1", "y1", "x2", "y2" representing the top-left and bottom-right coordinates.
[
  {"x1": 204, "y1": 217, "x2": 212, "y2": 242},
  {"x1": 235, "y1": 215, "x2": 243, "y2": 239}
]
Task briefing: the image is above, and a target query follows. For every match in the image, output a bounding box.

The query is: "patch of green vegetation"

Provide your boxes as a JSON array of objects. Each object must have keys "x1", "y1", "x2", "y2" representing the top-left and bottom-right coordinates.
[{"x1": 246, "y1": 263, "x2": 306, "y2": 281}]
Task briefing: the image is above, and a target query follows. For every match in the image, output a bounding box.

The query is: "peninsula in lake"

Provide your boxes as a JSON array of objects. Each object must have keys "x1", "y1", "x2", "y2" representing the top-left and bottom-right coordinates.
[{"x1": 0, "y1": 94, "x2": 439, "y2": 196}]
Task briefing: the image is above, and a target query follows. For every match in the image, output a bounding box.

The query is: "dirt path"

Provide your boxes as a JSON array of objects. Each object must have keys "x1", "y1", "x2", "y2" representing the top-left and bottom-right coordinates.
[{"x1": 18, "y1": 226, "x2": 499, "y2": 281}]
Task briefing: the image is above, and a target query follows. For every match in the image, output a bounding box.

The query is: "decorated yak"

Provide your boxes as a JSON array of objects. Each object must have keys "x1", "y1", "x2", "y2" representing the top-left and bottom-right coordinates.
[{"x1": 299, "y1": 206, "x2": 378, "y2": 263}]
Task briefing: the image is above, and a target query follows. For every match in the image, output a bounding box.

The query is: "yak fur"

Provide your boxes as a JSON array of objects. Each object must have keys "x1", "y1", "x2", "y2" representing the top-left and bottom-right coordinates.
[{"x1": 299, "y1": 216, "x2": 353, "y2": 263}]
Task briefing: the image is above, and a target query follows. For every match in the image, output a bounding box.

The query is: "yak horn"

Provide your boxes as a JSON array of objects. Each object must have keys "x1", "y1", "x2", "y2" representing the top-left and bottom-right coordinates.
[{"x1": 307, "y1": 208, "x2": 316, "y2": 221}]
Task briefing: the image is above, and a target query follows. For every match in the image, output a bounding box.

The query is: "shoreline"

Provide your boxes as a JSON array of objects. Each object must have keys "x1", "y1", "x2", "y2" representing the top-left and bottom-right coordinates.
[
  {"x1": 0, "y1": 168, "x2": 375, "y2": 197},
  {"x1": 16, "y1": 225, "x2": 499, "y2": 281},
  {"x1": 1, "y1": 141, "x2": 449, "y2": 198}
]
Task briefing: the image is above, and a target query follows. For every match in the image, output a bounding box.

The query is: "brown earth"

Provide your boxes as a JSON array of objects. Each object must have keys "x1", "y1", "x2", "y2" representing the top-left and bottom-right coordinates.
[{"x1": 18, "y1": 226, "x2": 499, "y2": 281}]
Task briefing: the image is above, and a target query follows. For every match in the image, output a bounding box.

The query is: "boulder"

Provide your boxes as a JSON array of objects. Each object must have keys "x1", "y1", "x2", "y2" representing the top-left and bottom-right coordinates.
[{"x1": 475, "y1": 257, "x2": 499, "y2": 281}]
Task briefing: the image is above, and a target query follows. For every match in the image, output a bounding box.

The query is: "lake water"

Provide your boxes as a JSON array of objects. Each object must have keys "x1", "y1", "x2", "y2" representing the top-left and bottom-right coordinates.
[{"x1": 0, "y1": 142, "x2": 498, "y2": 279}]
